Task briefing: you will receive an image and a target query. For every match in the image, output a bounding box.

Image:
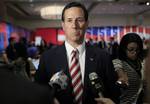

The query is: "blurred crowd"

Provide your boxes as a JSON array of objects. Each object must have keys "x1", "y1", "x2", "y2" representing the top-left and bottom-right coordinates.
[
  {"x1": 0, "y1": 37, "x2": 55, "y2": 81},
  {"x1": 0, "y1": 33, "x2": 150, "y2": 104}
]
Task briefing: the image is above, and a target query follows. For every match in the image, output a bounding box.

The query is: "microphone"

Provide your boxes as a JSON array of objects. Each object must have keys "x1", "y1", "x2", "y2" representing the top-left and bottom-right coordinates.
[
  {"x1": 89, "y1": 72, "x2": 104, "y2": 98},
  {"x1": 49, "y1": 70, "x2": 68, "y2": 92}
]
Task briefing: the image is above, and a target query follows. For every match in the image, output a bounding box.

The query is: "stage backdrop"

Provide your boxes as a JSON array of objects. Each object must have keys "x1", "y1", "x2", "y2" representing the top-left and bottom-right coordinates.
[
  {"x1": 34, "y1": 26, "x2": 150, "y2": 46},
  {"x1": 57, "y1": 26, "x2": 150, "y2": 44},
  {"x1": 0, "y1": 21, "x2": 31, "y2": 51}
]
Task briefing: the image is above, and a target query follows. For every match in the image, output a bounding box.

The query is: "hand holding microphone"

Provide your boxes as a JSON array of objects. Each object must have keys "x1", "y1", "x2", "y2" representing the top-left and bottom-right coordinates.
[
  {"x1": 115, "y1": 70, "x2": 129, "y2": 89},
  {"x1": 95, "y1": 98, "x2": 115, "y2": 104}
]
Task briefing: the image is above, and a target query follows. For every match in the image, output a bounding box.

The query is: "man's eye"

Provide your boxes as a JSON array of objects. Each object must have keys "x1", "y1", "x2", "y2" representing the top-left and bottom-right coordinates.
[
  {"x1": 67, "y1": 20, "x2": 72, "y2": 22},
  {"x1": 77, "y1": 19, "x2": 85, "y2": 22}
]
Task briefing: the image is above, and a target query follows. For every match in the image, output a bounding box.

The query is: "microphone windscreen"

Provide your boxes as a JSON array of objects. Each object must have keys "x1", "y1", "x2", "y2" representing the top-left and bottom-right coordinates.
[
  {"x1": 89, "y1": 72, "x2": 104, "y2": 97},
  {"x1": 49, "y1": 70, "x2": 68, "y2": 91}
]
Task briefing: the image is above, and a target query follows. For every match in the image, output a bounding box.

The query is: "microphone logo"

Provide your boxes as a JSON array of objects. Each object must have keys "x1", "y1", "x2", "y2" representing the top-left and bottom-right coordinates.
[{"x1": 49, "y1": 70, "x2": 68, "y2": 91}]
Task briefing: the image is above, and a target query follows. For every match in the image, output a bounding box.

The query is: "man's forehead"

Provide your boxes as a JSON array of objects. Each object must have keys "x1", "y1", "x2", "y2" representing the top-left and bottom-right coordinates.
[{"x1": 65, "y1": 16, "x2": 84, "y2": 19}]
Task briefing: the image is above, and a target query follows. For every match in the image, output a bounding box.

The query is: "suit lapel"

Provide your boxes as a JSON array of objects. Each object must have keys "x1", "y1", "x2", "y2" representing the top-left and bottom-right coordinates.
[
  {"x1": 83, "y1": 44, "x2": 97, "y2": 103},
  {"x1": 55, "y1": 44, "x2": 70, "y2": 76},
  {"x1": 84, "y1": 44, "x2": 97, "y2": 83},
  {"x1": 55, "y1": 44, "x2": 73, "y2": 85}
]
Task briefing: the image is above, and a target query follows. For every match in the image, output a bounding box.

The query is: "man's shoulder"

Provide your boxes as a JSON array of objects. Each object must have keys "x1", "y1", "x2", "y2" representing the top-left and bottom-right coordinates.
[
  {"x1": 87, "y1": 44, "x2": 109, "y2": 56},
  {"x1": 43, "y1": 45, "x2": 62, "y2": 54}
]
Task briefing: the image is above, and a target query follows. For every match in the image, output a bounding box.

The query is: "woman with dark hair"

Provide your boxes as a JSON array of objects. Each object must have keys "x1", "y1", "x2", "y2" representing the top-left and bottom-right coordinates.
[
  {"x1": 118, "y1": 32, "x2": 144, "y2": 61},
  {"x1": 113, "y1": 33, "x2": 145, "y2": 104},
  {"x1": 37, "y1": 38, "x2": 48, "y2": 55}
]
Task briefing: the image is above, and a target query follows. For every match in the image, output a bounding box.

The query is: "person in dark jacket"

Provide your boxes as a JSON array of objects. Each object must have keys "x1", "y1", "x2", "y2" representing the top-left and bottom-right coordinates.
[
  {"x1": 35, "y1": 1, "x2": 120, "y2": 104},
  {"x1": 0, "y1": 62, "x2": 54, "y2": 104}
]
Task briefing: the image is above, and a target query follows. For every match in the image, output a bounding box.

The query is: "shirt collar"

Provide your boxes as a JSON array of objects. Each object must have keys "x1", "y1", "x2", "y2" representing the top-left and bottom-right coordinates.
[{"x1": 65, "y1": 41, "x2": 85, "y2": 56}]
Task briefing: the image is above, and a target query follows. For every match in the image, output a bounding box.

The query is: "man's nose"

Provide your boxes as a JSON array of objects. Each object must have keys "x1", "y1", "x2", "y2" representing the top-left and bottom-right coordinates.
[{"x1": 72, "y1": 20, "x2": 78, "y2": 28}]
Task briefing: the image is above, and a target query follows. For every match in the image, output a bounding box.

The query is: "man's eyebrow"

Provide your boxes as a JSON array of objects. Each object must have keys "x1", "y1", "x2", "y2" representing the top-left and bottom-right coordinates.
[
  {"x1": 66, "y1": 17, "x2": 72, "y2": 19},
  {"x1": 66, "y1": 16, "x2": 84, "y2": 19}
]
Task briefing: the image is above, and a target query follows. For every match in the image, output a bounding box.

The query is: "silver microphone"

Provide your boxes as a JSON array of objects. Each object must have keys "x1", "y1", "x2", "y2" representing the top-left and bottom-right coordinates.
[
  {"x1": 49, "y1": 70, "x2": 68, "y2": 92},
  {"x1": 89, "y1": 72, "x2": 104, "y2": 97}
]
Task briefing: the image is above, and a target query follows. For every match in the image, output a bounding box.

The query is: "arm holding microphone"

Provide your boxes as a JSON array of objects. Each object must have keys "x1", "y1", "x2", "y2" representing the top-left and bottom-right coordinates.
[
  {"x1": 95, "y1": 98, "x2": 115, "y2": 104},
  {"x1": 89, "y1": 72, "x2": 116, "y2": 104},
  {"x1": 112, "y1": 59, "x2": 129, "y2": 88},
  {"x1": 89, "y1": 72, "x2": 104, "y2": 98},
  {"x1": 48, "y1": 70, "x2": 68, "y2": 104}
]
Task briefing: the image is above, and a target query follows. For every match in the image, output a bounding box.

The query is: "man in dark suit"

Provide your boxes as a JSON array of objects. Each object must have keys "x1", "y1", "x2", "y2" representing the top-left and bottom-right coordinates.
[
  {"x1": 0, "y1": 63, "x2": 54, "y2": 104},
  {"x1": 35, "y1": 2, "x2": 120, "y2": 104}
]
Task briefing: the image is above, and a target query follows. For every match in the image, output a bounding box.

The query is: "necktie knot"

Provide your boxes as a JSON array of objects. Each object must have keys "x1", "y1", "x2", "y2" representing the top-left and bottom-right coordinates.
[
  {"x1": 71, "y1": 49, "x2": 79, "y2": 61},
  {"x1": 72, "y1": 49, "x2": 78, "y2": 55}
]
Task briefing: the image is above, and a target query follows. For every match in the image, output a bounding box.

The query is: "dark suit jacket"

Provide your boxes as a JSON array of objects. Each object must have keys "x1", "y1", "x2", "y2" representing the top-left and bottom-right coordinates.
[
  {"x1": 0, "y1": 64, "x2": 53, "y2": 104},
  {"x1": 35, "y1": 43, "x2": 120, "y2": 104}
]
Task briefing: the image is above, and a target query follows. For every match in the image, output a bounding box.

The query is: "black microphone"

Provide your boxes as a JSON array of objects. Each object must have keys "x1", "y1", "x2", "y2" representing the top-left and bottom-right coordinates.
[
  {"x1": 49, "y1": 70, "x2": 68, "y2": 92},
  {"x1": 89, "y1": 72, "x2": 104, "y2": 98}
]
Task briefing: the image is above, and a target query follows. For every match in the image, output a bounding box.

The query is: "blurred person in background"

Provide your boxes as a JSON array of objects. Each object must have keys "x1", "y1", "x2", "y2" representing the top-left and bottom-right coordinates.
[
  {"x1": 14, "y1": 37, "x2": 30, "y2": 79},
  {"x1": 107, "y1": 37, "x2": 119, "y2": 60},
  {"x1": 0, "y1": 49, "x2": 9, "y2": 64},
  {"x1": 143, "y1": 39, "x2": 150, "y2": 59},
  {"x1": 5, "y1": 37, "x2": 17, "y2": 62},
  {"x1": 27, "y1": 41, "x2": 40, "y2": 81},
  {"x1": 37, "y1": 38, "x2": 48, "y2": 55},
  {"x1": 97, "y1": 37, "x2": 107, "y2": 50}
]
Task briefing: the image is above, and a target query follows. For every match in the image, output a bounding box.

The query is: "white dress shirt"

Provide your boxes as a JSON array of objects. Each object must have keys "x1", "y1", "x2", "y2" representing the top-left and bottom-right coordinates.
[{"x1": 65, "y1": 41, "x2": 86, "y2": 84}]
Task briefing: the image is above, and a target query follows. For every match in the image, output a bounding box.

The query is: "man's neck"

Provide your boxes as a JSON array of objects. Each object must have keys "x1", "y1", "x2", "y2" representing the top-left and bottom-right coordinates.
[{"x1": 66, "y1": 40, "x2": 83, "y2": 48}]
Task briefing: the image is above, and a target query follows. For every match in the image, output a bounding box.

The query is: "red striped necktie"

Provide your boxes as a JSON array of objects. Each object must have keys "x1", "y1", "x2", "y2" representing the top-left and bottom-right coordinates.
[{"x1": 69, "y1": 49, "x2": 83, "y2": 104}]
